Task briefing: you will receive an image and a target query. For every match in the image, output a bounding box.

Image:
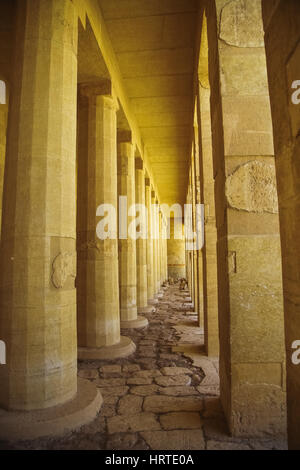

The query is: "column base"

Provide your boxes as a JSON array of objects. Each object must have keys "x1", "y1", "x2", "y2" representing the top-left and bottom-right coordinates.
[
  {"x1": 120, "y1": 316, "x2": 149, "y2": 329},
  {"x1": 0, "y1": 378, "x2": 102, "y2": 441},
  {"x1": 78, "y1": 336, "x2": 136, "y2": 360},
  {"x1": 138, "y1": 305, "x2": 155, "y2": 314},
  {"x1": 148, "y1": 298, "x2": 158, "y2": 305}
]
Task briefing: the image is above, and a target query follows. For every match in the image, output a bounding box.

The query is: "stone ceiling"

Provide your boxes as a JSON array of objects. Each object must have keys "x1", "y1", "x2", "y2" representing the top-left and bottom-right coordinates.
[{"x1": 98, "y1": 0, "x2": 198, "y2": 205}]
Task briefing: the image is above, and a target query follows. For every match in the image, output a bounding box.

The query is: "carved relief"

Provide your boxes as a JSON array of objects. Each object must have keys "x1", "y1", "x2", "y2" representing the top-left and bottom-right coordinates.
[
  {"x1": 52, "y1": 252, "x2": 76, "y2": 289},
  {"x1": 226, "y1": 161, "x2": 278, "y2": 213},
  {"x1": 219, "y1": 0, "x2": 264, "y2": 48}
]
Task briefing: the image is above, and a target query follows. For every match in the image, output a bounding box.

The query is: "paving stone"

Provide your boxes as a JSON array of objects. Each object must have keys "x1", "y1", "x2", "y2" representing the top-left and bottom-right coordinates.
[
  {"x1": 106, "y1": 433, "x2": 138, "y2": 450},
  {"x1": 103, "y1": 396, "x2": 119, "y2": 405},
  {"x1": 155, "y1": 375, "x2": 191, "y2": 387},
  {"x1": 158, "y1": 386, "x2": 199, "y2": 397},
  {"x1": 160, "y1": 412, "x2": 203, "y2": 430},
  {"x1": 95, "y1": 377, "x2": 126, "y2": 387},
  {"x1": 99, "y1": 386, "x2": 129, "y2": 397},
  {"x1": 138, "y1": 352, "x2": 156, "y2": 358},
  {"x1": 197, "y1": 384, "x2": 220, "y2": 396},
  {"x1": 161, "y1": 367, "x2": 193, "y2": 376},
  {"x1": 118, "y1": 395, "x2": 143, "y2": 415},
  {"x1": 100, "y1": 365, "x2": 122, "y2": 377},
  {"x1": 143, "y1": 395, "x2": 203, "y2": 413},
  {"x1": 127, "y1": 377, "x2": 153, "y2": 385},
  {"x1": 122, "y1": 364, "x2": 141, "y2": 373},
  {"x1": 107, "y1": 413, "x2": 161, "y2": 434},
  {"x1": 77, "y1": 369, "x2": 99, "y2": 380},
  {"x1": 135, "y1": 359, "x2": 157, "y2": 369},
  {"x1": 134, "y1": 369, "x2": 162, "y2": 378},
  {"x1": 206, "y1": 440, "x2": 252, "y2": 450},
  {"x1": 100, "y1": 404, "x2": 117, "y2": 418},
  {"x1": 130, "y1": 385, "x2": 160, "y2": 396},
  {"x1": 141, "y1": 430, "x2": 205, "y2": 450}
]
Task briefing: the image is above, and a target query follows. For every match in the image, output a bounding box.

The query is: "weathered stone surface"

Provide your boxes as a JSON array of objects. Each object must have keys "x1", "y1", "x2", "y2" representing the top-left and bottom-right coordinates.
[
  {"x1": 98, "y1": 386, "x2": 129, "y2": 397},
  {"x1": 104, "y1": 396, "x2": 119, "y2": 405},
  {"x1": 219, "y1": 0, "x2": 264, "y2": 47},
  {"x1": 159, "y1": 386, "x2": 199, "y2": 397},
  {"x1": 78, "y1": 369, "x2": 99, "y2": 380},
  {"x1": 107, "y1": 413, "x2": 160, "y2": 434},
  {"x1": 95, "y1": 378, "x2": 126, "y2": 387},
  {"x1": 197, "y1": 385, "x2": 220, "y2": 397},
  {"x1": 106, "y1": 433, "x2": 138, "y2": 450},
  {"x1": 100, "y1": 404, "x2": 117, "y2": 418},
  {"x1": 122, "y1": 364, "x2": 141, "y2": 374},
  {"x1": 134, "y1": 369, "x2": 162, "y2": 378},
  {"x1": 155, "y1": 375, "x2": 191, "y2": 387},
  {"x1": 143, "y1": 395, "x2": 203, "y2": 413},
  {"x1": 203, "y1": 398, "x2": 224, "y2": 418},
  {"x1": 118, "y1": 394, "x2": 143, "y2": 415},
  {"x1": 226, "y1": 161, "x2": 278, "y2": 214},
  {"x1": 141, "y1": 430, "x2": 205, "y2": 450},
  {"x1": 160, "y1": 412, "x2": 203, "y2": 430},
  {"x1": 130, "y1": 385, "x2": 160, "y2": 396},
  {"x1": 100, "y1": 365, "x2": 122, "y2": 377},
  {"x1": 52, "y1": 252, "x2": 76, "y2": 288},
  {"x1": 127, "y1": 377, "x2": 153, "y2": 385},
  {"x1": 161, "y1": 367, "x2": 193, "y2": 376},
  {"x1": 206, "y1": 440, "x2": 251, "y2": 450}
]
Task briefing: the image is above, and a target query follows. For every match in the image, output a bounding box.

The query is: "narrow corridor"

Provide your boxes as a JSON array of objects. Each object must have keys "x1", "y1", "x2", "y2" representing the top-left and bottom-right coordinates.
[{"x1": 0, "y1": 285, "x2": 287, "y2": 451}]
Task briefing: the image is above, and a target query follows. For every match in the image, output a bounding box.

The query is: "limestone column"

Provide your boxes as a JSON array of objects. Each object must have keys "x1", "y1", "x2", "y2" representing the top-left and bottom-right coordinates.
[
  {"x1": 151, "y1": 190, "x2": 158, "y2": 295},
  {"x1": 191, "y1": 152, "x2": 199, "y2": 314},
  {"x1": 196, "y1": 86, "x2": 219, "y2": 354},
  {"x1": 0, "y1": 0, "x2": 101, "y2": 439},
  {"x1": 117, "y1": 133, "x2": 148, "y2": 329},
  {"x1": 135, "y1": 158, "x2": 152, "y2": 314},
  {"x1": 77, "y1": 83, "x2": 135, "y2": 359},
  {"x1": 206, "y1": 0, "x2": 286, "y2": 437},
  {"x1": 156, "y1": 202, "x2": 163, "y2": 293},
  {"x1": 193, "y1": 130, "x2": 205, "y2": 329},
  {"x1": 145, "y1": 178, "x2": 156, "y2": 304}
]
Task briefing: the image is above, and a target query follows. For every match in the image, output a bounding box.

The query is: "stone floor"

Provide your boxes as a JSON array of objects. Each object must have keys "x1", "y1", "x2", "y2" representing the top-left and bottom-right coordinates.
[{"x1": 0, "y1": 286, "x2": 287, "y2": 450}]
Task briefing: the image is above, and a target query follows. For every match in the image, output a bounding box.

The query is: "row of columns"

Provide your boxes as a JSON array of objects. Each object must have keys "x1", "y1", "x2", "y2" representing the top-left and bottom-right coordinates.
[
  {"x1": 0, "y1": 0, "x2": 168, "y2": 422},
  {"x1": 185, "y1": 0, "x2": 287, "y2": 441}
]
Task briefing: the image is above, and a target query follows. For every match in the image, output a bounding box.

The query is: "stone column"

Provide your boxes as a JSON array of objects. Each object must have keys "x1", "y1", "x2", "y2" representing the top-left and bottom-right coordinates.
[
  {"x1": 196, "y1": 88, "x2": 219, "y2": 355},
  {"x1": 193, "y1": 130, "x2": 205, "y2": 329},
  {"x1": 191, "y1": 152, "x2": 199, "y2": 314},
  {"x1": 145, "y1": 178, "x2": 156, "y2": 304},
  {"x1": 151, "y1": 190, "x2": 158, "y2": 295},
  {"x1": 117, "y1": 133, "x2": 148, "y2": 329},
  {"x1": 262, "y1": 0, "x2": 300, "y2": 449},
  {"x1": 156, "y1": 202, "x2": 162, "y2": 294},
  {"x1": 135, "y1": 158, "x2": 152, "y2": 314},
  {"x1": 0, "y1": 0, "x2": 102, "y2": 439},
  {"x1": 77, "y1": 83, "x2": 135, "y2": 359},
  {"x1": 206, "y1": 0, "x2": 286, "y2": 437}
]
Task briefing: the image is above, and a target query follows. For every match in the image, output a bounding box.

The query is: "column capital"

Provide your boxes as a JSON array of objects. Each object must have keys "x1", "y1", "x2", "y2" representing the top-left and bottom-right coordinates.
[
  {"x1": 117, "y1": 129, "x2": 133, "y2": 144},
  {"x1": 79, "y1": 80, "x2": 119, "y2": 110}
]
